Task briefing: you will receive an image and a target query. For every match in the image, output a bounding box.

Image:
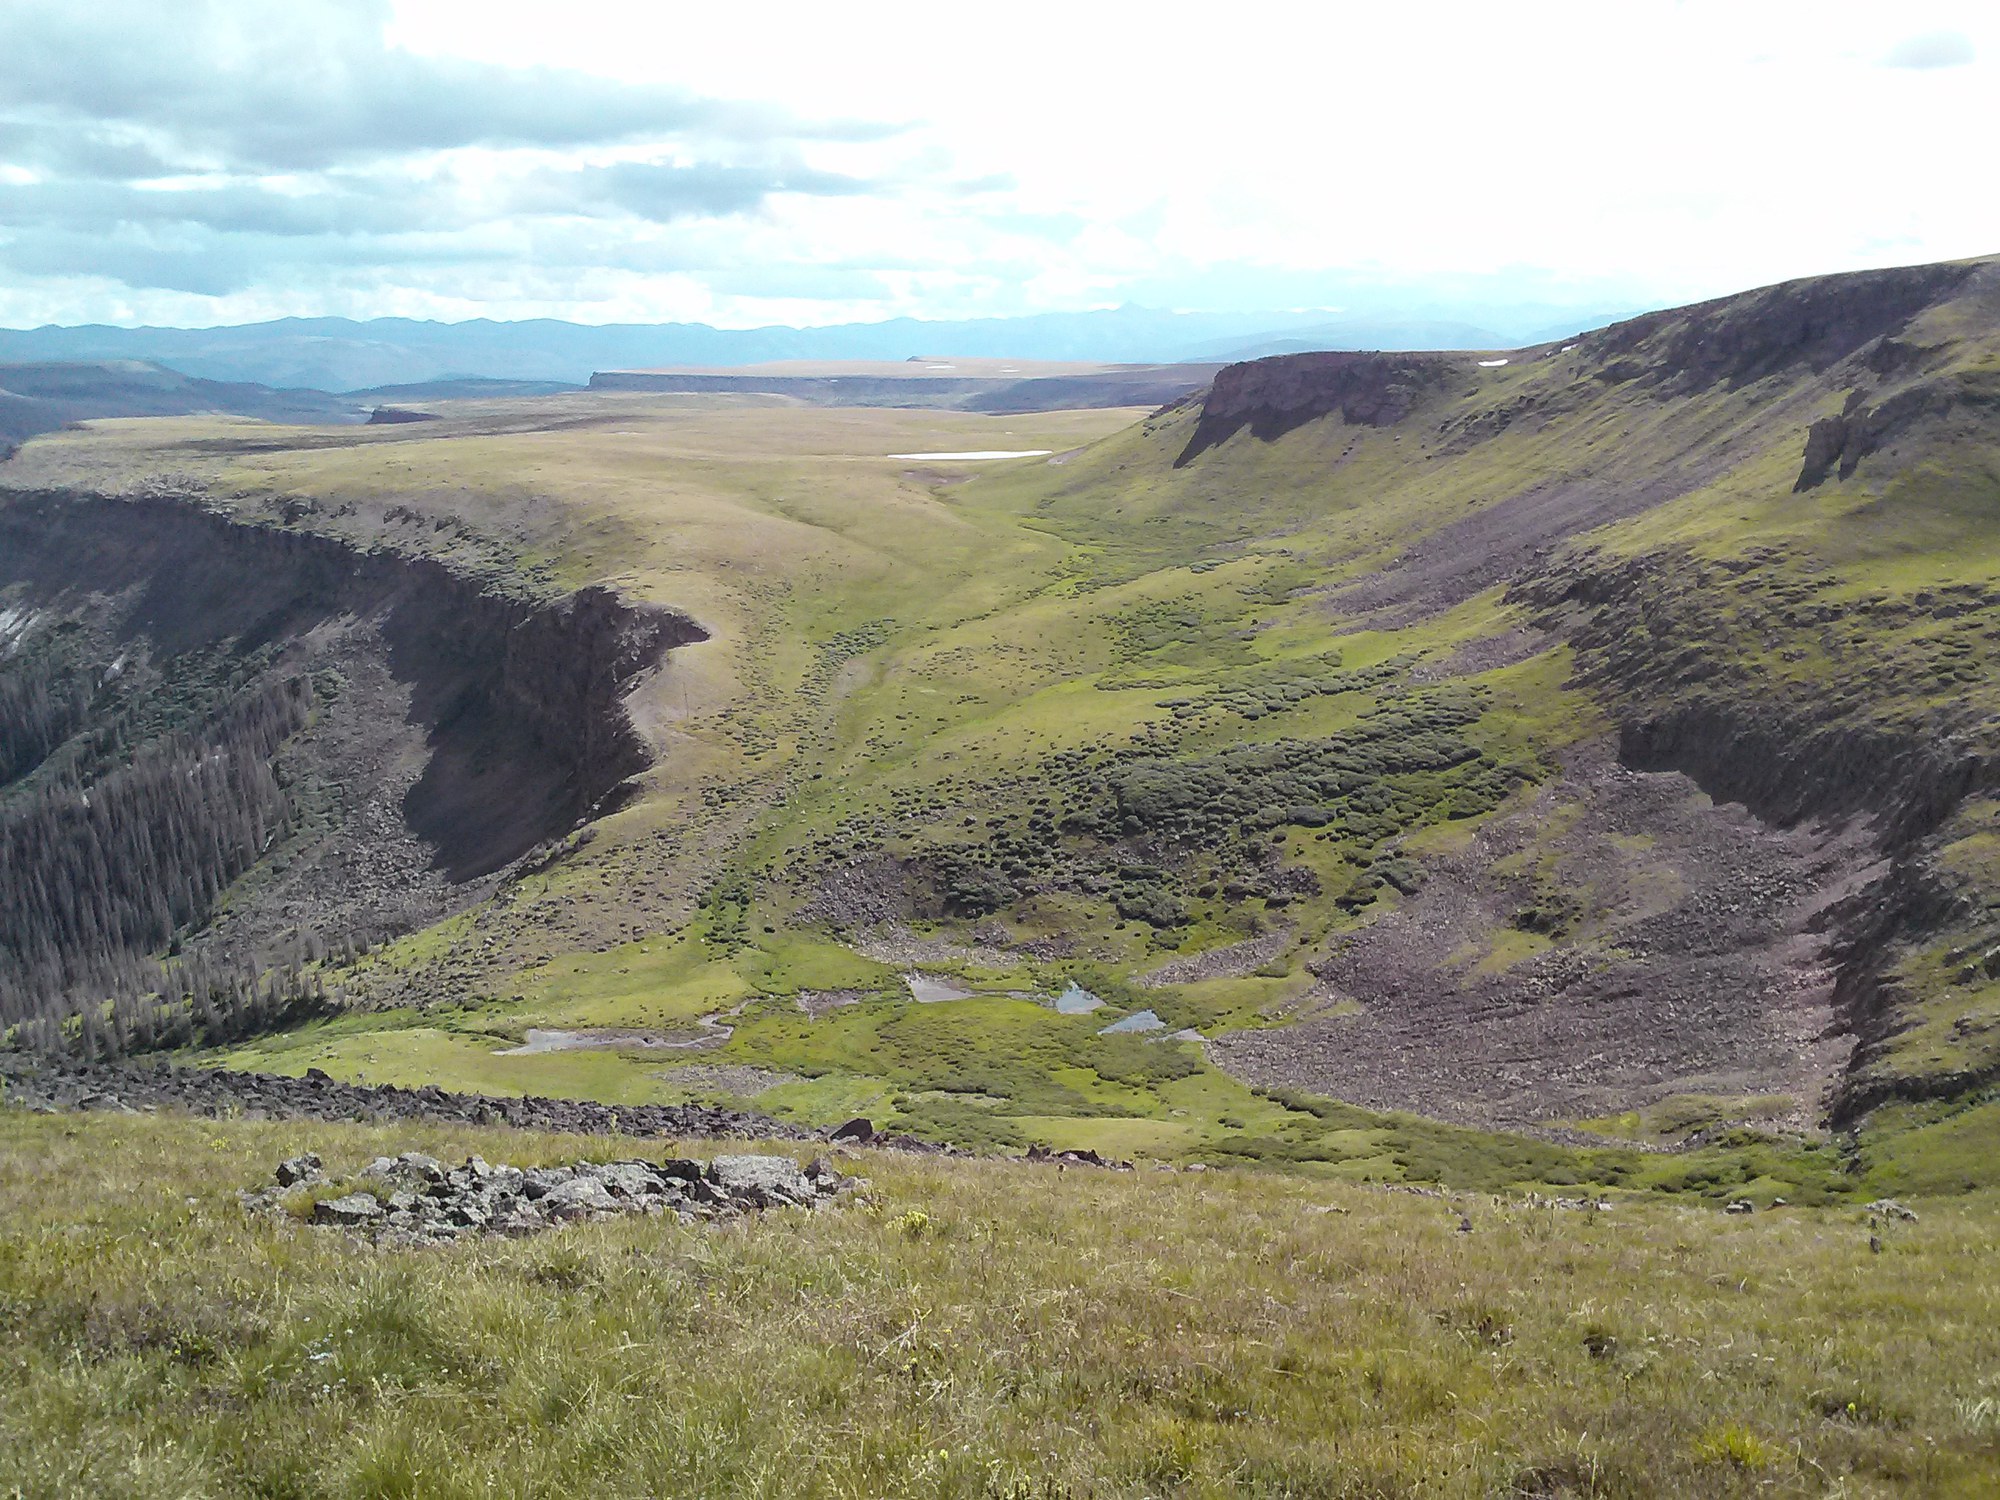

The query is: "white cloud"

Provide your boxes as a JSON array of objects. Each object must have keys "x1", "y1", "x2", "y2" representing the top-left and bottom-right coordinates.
[
  {"x1": 0, "y1": 0, "x2": 1994, "y2": 328},
  {"x1": 1883, "y1": 30, "x2": 1977, "y2": 68}
]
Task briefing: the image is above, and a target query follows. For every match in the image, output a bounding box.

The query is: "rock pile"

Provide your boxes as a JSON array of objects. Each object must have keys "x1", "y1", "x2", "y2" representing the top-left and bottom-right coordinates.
[{"x1": 253, "y1": 1149, "x2": 854, "y2": 1245}]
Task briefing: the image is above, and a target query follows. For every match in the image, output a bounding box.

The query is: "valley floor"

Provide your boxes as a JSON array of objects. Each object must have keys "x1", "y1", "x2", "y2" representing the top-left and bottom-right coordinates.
[{"x1": 2, "y1": 1107, "x2": 1996, "y2": 1498}]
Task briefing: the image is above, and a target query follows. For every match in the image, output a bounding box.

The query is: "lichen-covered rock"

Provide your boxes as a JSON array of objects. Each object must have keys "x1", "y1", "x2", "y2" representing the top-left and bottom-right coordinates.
[
  {"x1": 264, "y1": 1148, "x2": 850, "y2": 1243},
  {"x1": 590, "y1": 1162, "x2": 669, "y2": 1201},
  {"x1": 521, "y1": 1166, "x2": 574, "y2": 1199},
  {"x1": 492, "y1": 1207, "x2": 546, "y2": 1237},
  {"x1": 540, "y1": 1176, "x2": 620, "y2": 1220},
  {"x1": 708, "y1": 1154, "x2": 814, "y2": 1208},
  {"x1": 313, "y1": 1192, "x2": 383, "y2": 1226}
]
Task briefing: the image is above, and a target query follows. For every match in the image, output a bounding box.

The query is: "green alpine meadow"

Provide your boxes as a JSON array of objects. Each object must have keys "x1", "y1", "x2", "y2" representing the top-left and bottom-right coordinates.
[{"x1": 7, "y1": 253, "x2": 2000, "y2": 1493}]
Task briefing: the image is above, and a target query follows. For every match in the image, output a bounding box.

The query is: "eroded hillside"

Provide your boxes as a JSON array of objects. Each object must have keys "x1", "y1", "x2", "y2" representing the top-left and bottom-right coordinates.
[
  {"x1": 5, "y1": 257, "x2": 2000, "y2": 1194},
  {"x1": 0, "y1": 485, "x2": 698, "y2": 1043}
]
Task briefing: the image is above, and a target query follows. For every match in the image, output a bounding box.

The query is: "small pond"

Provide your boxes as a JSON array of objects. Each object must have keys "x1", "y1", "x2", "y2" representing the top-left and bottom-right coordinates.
[
  {"x1": 904, "y1": 972, "x2": 978, "y2": 1003},
  {"x1": 1053, "y1": 982, "x2": 1103, "y2": 1015}
]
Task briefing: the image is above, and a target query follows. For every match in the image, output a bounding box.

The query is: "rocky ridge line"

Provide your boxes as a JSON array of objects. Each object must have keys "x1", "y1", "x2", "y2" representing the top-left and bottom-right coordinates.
[
  {"x1": 1, "y1": 1055, "x2": 1141, "y2": 1168},
  {"x1": 1, "y1": 1055, "x2": 811, "y2": 1141}
]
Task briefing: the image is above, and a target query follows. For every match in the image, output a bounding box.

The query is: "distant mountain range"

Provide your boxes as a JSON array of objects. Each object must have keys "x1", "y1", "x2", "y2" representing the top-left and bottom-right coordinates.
[
  {"x1": 0, "y1": 360, "x2": 360, "y2": 449},
  {"x1": 0, "y1": 304, "x2": 1637, "y2": 394}
]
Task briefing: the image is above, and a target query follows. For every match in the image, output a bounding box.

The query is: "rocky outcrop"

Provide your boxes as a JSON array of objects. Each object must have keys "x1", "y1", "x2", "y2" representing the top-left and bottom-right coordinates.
[
  {"x1": 1582, "y1": 260, "x2": 1978, "y2": 393},
  {"x1": 1794, "y1": 370, "x2": 2000, "y2": 489},
  {"x1": 249, "y1": 1148, "x2": 854, "y2": 1245},
  {"x1": 0, "y1": 490, "x2": 706, "y2": 882},
  {"x1": 1510, "y1": 549, "x2": 2000, "y2": 848},
  {"x1": 1174, "y1": 351, "x2": 1458, "y2": 465}
]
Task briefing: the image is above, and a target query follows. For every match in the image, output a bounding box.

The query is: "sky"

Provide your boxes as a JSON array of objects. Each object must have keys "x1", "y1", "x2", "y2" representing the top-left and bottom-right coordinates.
[{"x1": 0, "y1": 0, "x2": 1994, "y2": 330}]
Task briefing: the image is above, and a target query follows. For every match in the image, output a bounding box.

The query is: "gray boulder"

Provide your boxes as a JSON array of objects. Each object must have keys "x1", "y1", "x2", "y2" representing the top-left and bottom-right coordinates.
[
  {"x1": 709, "y1": 1154, "x2": 814, "y2": 1208},
  {"x1": 361, "y1": 1153, "x2": 449, "y2": 1189},
  {"x1": 276, "y1": 1153, "x2": 323, "y2": 1188},
  {"x1": 590, "y1": 1162, "x2": 668, "y2": 1201},
  {"x1": 521, "y1": 1166, "x2": 574, "y2": 1199},
  {"x1": 540, "y1": 1176, "x2": 620, "y2": 1220},
  {"x1": 313, "y1": 1192, "x2": 383, "y2": 1226}
]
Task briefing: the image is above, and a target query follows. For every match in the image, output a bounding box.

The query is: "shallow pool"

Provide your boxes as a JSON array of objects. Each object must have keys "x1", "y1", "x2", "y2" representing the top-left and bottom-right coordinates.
[
  {"x1": 1053, "y1": 982, "x2": 1103, "y2": 1015},
  {"x1": 905, "y1": 972, "x2": 978, "y2": 1003}
]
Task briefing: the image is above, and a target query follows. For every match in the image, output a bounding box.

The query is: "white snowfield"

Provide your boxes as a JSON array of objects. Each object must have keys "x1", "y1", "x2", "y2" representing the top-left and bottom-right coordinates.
[{"x1": 887, "y1": 449, "x2": 1053, "y2": 460}]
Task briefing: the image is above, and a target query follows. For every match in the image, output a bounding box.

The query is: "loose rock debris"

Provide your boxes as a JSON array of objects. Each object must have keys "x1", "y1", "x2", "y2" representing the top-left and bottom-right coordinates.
[{"x1": 249, "y1": 1150, "x2": 857, "y2": 1245}]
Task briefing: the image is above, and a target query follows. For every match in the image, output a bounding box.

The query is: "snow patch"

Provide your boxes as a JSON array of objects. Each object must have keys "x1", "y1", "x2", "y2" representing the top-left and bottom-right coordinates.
[{"x1": 888, "y1": 450, "x2": 1053, "y2": 461}]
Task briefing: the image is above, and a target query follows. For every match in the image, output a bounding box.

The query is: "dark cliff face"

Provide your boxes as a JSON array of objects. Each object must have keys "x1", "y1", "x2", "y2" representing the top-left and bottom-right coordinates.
[
  {"x1": 1169, "y1": 260, "x2": 1990, "y2": 480},
  {"x1": 1508, "y1": 543, "x2": 2000, "y2": 1126},
  {"x1": 1174, "y1": 351, "x2": 1460, "y2": 466},
  {"x1": 0, "y1": 492, "x2": 704, "y2": 881},
  {"x1": 1579, "y1": 260, "x2": 1979, "y2": 393}
]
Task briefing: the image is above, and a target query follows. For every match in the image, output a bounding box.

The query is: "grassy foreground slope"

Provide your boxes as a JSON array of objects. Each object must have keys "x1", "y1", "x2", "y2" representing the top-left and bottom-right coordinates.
[
  {"x1": 7, "y1": 258, "x2": 2000, "y2": 1193},
  {"x1": 3, "y1": 1109, "x2": 1996, "y2": 1498}
]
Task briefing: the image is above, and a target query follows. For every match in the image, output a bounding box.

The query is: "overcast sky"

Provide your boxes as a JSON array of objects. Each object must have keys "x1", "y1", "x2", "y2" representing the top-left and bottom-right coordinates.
[{"x1": 0, "y1": 0, "x2": 1993, "y2": 329}]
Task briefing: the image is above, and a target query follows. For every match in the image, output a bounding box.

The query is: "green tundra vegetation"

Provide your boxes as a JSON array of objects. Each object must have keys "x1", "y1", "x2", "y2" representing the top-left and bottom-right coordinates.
[
  {"x1": 2, "y1": 1110, "x2": 1996, "y2": 1499},
  {"x1": 6, "y1": 265, "x2": 2000, "y2": 1200}
]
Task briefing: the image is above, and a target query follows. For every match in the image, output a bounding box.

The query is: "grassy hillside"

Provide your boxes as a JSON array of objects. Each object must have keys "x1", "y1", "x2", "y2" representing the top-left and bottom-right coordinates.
[
  {"x1": 6, "y1": 258, "x2": 2000, "y2": 1197},
  {"x1": 3, "y1": 1109, "x2": 1996, "y2": 1498}
]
